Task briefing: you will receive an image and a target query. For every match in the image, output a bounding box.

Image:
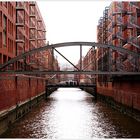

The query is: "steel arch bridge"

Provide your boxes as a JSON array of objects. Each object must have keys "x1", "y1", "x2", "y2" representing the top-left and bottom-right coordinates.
[{"x1": 0, "y1": 41, "x2": 140, "y2": 75}]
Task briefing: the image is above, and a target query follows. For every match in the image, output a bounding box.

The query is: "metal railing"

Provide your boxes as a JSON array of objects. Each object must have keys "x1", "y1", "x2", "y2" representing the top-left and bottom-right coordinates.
[
  {"x1": 116, "y1": 31, "x2": 123, "y2": 39},
  {"x1": 16, "y1": 18, "x2": 25, "y2": 25},
  {"x1": 117, "y1": 16, "x2": 122, "y2": 23},
  {"x1": 130, "y1": 2, "x2": 140, "y2": 9},
  {"x1": 16, "y1": 34, "x2": 25, "y2": 41},
  {"x1": 128, "y1": 36, "x2": 140, "y2": 49},
  {"x1": 130, "y1": 16, "x2": 140, "y2": 29},
  {"x1": 16, "y1": 2, "x2": 25, "y2": 9}
]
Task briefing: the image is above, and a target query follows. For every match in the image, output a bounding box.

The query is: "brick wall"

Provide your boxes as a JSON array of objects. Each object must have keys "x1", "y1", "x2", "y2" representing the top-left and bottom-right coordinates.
[
  {"x1": 0, "y1": 75, "x2": 45, "y2": 112},
  {"x1": 97, "y1": 81, "x2": 140, "y2": 111}
]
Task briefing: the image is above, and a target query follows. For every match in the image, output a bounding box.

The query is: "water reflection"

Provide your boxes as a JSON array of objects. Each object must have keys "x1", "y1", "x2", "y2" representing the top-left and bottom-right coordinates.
[{"x1": 1, "y1": 88, "x2": 140, "y2": 138}]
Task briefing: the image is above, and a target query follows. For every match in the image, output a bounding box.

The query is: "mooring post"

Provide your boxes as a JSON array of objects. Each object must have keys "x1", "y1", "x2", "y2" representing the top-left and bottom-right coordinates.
[
  {"x1": 45, "y1": 80, "x2": 48, "y2": 99},
  {"x1": 94, "y1": 85, "x2": 97, "y2": 100},
  {"x1": 45, "y1": 87, "x2": 48, "y2": 99}
]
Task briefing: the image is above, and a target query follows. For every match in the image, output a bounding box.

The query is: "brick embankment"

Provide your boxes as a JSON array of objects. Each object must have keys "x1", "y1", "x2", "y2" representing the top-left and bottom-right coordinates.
[
  {"x1": 83, "y1": 81, "x2": 140, "y2": 121},
  {"x1": 97, "y1": 81, "x2": 140, "y2": 121},
  {"x1": 0, "y1": 75, "x2": 46, "y2": 135}
]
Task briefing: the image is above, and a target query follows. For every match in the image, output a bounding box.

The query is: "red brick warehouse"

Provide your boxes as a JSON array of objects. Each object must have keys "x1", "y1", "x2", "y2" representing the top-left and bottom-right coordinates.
[{"x1": 0, "y1": 2, "x2": 59, "y2": 71}]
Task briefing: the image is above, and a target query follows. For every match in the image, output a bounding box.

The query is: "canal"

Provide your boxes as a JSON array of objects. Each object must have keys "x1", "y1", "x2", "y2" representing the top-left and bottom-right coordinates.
[{"x1": 1, "y1": 88, "x2": 140, "y2": 138}]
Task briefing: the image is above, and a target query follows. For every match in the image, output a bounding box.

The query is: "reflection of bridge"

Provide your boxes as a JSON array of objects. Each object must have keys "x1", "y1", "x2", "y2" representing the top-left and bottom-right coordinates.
[{"x1": 0, "y1": 42, "x2": 140, "y2": 75}]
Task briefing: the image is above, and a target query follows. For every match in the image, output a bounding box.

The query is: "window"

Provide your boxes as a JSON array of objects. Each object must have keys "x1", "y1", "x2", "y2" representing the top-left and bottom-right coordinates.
[
  {"x1": 8, "y1": 39, "x2": 13, "y2": 53},
  {"x1": 11, "y1": 6, "x2": 14, "y2": 18},
  {"x1": 11, "y1": 23, "x2": 13, "y2": 35},
  {"x1": 8, "y1": 20, "x2": 10, "y2": 33},
  {"x1": 137, "y1": 29, "x2": 140, "y2": 36},
  {"x1": 0, "y1": 53, "x2": 2, "y2": 64},
  {"x1": 127, "y1": 29, "x2": 132, "y2": 37},
  {"x1": 8, "y1": 3, "x2": 10, "y2": 15},
  {"x1": 8, "y1": 38, "x2": 10, "y2": 52},
  {"x1": 3, "y1": 15, "x2": 7, "y2": 48},
  {"x1": 137, "y1": 9, "x2": 140, "y2": 18},
  {"x1": 3, "y1": 2, "x2": 7, "y2": 8},
  {"x1": 0, "y1": 11, "x2": 2, "y2": 26},
  {"x1": 3, "y1": 55, "x2": 7, "y2": 63},
  {"x1": 0, "y1": 32, "x2": 2, "y2": 48}
]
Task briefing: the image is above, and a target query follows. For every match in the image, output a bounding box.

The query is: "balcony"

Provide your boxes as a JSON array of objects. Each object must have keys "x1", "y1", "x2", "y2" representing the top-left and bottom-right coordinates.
[
  {"x1": 16, "y1": 18, "x2": 25, "y2": 26},
  {"x1": 112, "y1": 11, "x2": 121, "y2": 16},
  {"x1": 128, "y1": 36, "x2": 140, "y2": 49},
  {"x1": 16, "y1": 41, "x2": 24, "y2": 47},
  {"x1": 30, "y1": 26, "x2": 36, "y2": 30},
  {"x1": 130, "y1": 2, "x2": 140, "y2": 9},
  {"x1": 29, "y1": 34, "x2": 36, "y2": 41},
  {"x1": 16, "y1": 2, "x2": 25, "y2": 10},
  {"x1": 127, "y1": 55, "x2": 139, "y2": 71},
  {"x1": 116, "y1": 61, "x2": 124, "y2": 72},
  {"x1": 130, "y1": 16, "x2": 140, "y2": 29},
  {"x1": 37, "y1": 27, "x2": 42, "y2": 31},
  {"x1": 37, "y1": 38, "x2": 46, "y2": 40},
  {"x1": 29, "y1": 2, "x2": 36, "y2": 6},
  {"x1": 16, "y1": 7, "x2": 25, "y2": 10},
  {"x1": 29, "y1": 37, "x2": 36, "y2": 41},
  {"x1": 108, "y1": 13, "x2": 112, "y2": 19},
  {"x1": 112, "y1": 22, "x2": 116, "y2": 27},
  {"x1": 117, "y1": 2, "x2": 122, "y2": 8},
  {"x1": 112, "y1": 10, "x2": 132, "y2": 16},
  {"x1": 30, "y1": 14, "x2": 36, "y2": 18},
  {"x1": 121, "y1": 23, "x2": 133, "y2": 31},
  {"x1": 43, "y1": 30, "x2": 46, "y2": 32},
  {"x1": 16, "y1": 22, "x2": 24, "y2": 26},
  {"x1": 37, "y1": 19, "x2": 42, "y2": 22},
  {"x1": 112, "y1": 34, "x2": 117, "y2": 40},
  {"x1": 116, "y1": 31, "x2": 124, "y2": 40},
  {"x1": 122, "y1": 40, "x2": 127, "y2": 46},
  {"x1": 29, "y1": 23, "x2": 36, "y2": 29},
  {"x1": 30, "y1": 10, "x2": 36, "y2": 17},
  {"x1": 121, "y1": 54, "x2": 127, "y2": 62},
  {"x1": 16, "y1": 34, "x2": 25, "y2": 43},
  {"x1": 117, "y1": 16, "x2": 122, "y2": 23}
]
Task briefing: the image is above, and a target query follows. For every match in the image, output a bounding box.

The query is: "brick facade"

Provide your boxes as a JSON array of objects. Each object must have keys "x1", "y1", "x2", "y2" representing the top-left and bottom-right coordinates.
[
  {"x1": 0, "y1": 2, "x2": 57, "y2": 71},
  {"x1": 97, "y1": 2, "x2": 140, "y2": 74}
]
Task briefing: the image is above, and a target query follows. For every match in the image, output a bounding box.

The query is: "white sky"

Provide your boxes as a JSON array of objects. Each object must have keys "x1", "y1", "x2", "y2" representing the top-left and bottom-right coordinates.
[{"x1": 37, "y1": 0, "x2": 111, "y2": 68}]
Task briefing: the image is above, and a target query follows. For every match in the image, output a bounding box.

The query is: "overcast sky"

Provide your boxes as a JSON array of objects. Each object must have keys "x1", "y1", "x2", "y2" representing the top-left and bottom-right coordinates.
[{"x1": 37, "y1": 1, "x2": 111, "y2": 68}]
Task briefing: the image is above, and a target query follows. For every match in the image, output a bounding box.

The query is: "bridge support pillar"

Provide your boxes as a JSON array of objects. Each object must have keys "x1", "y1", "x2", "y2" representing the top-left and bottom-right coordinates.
[
  {"x1": 45, "y1": 80, "x2": 48, "y2": 99},
  {"x1": 45, "y1": 87, "x2": 48, "y2": 99}
]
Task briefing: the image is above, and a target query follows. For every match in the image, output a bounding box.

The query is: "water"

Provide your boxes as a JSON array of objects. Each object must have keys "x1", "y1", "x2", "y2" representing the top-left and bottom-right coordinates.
[{"x1": 1, "y1": 88, "x2": 140, "y2": 138}]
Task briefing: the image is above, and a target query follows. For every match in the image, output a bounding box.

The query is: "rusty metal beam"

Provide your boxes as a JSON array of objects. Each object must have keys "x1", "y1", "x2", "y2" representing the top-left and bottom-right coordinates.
[
  {"x1": 0, "y1": 70, "x2": 140, "y2": 75},
  {"x1": 0, "y1": 42, "x2": 140, "y2": 70}
]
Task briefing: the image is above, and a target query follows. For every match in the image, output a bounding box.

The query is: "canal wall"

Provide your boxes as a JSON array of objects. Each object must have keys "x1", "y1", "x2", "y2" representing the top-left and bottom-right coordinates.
[
  {"x1": 0, "y1": 75, "x2": 46, "y2": 135},
  {"x1": 96, "y1": 80, "x2": 140, "y2": 121}
]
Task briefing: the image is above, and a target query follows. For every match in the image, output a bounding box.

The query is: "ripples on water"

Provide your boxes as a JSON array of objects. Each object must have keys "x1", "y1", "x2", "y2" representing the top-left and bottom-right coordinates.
[{"x1": 1, "y1": 88, "x2": 140, "y2": 138}]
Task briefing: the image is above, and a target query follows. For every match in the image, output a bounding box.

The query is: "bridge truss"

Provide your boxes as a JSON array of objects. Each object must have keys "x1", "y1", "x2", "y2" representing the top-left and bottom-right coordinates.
[{"x1": 0, "y1": 42, "x2": 140, "y2": 76}]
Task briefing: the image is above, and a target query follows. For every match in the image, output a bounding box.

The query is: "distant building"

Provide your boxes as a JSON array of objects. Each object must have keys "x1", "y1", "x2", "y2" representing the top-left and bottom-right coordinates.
[
  {"x1": 82, "y1": 48, "x2": 96, "y2": 84},
  {"x1": 60, "y1": 65, "x2": 74, "y2": 82}
]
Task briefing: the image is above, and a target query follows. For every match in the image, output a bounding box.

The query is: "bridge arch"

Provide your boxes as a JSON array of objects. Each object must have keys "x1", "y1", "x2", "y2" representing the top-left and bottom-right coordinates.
[{"x1": 0, "y1": 41, "x2": 140, "y2": 70}]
